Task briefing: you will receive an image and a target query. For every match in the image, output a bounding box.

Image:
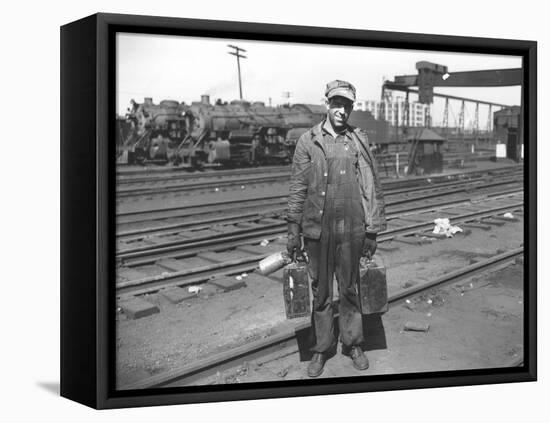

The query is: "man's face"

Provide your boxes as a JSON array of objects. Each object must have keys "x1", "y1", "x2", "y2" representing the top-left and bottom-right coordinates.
[{"x1": 327, "y1": 96, "x2": 353, "y2": 130}]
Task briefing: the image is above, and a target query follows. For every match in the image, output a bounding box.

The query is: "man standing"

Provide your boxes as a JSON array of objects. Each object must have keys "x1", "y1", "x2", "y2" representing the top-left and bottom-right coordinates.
[{"x1": 286, "y1": 80, "x2": 386, "y2": 377}]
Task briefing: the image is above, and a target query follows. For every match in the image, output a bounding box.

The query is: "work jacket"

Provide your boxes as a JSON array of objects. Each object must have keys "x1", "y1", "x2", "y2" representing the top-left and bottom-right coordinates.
[{"x1": 287, "y1": 122, "x2": 386, "y2": 239}]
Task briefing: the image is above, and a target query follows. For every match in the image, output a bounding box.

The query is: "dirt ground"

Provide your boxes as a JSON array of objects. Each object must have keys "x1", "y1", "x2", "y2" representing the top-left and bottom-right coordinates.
[
  {"x1": 184, "y1": 261, "x2": 524, "y2": 385},
  {"x1": 116, "y1": 212, "x2": 524, "y2": 388}
]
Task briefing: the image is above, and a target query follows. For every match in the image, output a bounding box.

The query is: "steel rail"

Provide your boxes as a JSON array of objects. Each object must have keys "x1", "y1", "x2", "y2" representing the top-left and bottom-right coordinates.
[
  {"x1": 116, "y1": 164, "x2": 290, "y2": 181},
  {"x1": 118, "y1": 193, "x2": 524, "y2": 268},
  {"x1": 116, "y1": 172, "x2": 290, "y2": 197},
  {"x1": 116, "y1": 169, "x2": 523, "y2": 227},
  {"x1": 117, "y1": 195, "x2": 285, "y2": 224},
  {"x1": 115, "y1": 152, "x2": 501, "y2": 182},
  {"x1": 116, "y1": 185, "x2": 523, "y2": 259},
  {"x1": 117, "y1": 176, "x2": 522, "y2": 239},
  {"x1": 116, "y1": 164, "x2": 522, "y2": 216},
  {"x1": 116, "y1": 164, "x2": 523, "y2": 199},
  {"x1": 116, "y1": 198, "x2": 523, "y2": 294}
]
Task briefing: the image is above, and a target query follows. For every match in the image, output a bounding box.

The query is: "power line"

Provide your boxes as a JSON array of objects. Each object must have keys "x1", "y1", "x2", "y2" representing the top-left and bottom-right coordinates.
[{"x1": 227, "y1": 44, "x2": 247, "y2": 100}]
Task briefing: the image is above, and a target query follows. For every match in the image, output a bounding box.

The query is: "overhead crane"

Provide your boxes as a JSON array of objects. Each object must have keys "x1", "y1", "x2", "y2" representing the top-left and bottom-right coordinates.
[
  {"x1": 382, "y1": 61, "x2": 522, "y2": 134},
  {"x1": 382, "y1": 61, "x2": 523, "y2": 167}
]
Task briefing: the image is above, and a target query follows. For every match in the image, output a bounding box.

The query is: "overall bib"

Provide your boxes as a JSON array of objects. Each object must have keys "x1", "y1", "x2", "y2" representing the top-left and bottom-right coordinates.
[{"x1": 305, "y1": 133, "x2": 366, "y2": 353}]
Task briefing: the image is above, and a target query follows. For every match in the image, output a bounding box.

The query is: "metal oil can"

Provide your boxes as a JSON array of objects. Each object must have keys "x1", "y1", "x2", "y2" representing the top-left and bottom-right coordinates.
[
  {"x1": 259, "y1": 251, "x2": 292, "y2": 276},
  {"x1": 358, "y1": 254, "x2": 388, "y2": 315},
  {"x1": 283, "y1": 259, "x2": 310, "y2": 319}
]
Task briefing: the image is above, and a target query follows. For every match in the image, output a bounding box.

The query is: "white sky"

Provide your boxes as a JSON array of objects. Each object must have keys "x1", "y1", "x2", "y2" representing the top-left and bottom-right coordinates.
[{"x1": 116, "y1": 33, "x2": 522, "y2": 127}]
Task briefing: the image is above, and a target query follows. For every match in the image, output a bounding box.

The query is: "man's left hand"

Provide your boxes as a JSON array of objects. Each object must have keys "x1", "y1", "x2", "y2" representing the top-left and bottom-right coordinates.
[{"x1": 362, "y1": 232, "x2": 377, "y2": 259}]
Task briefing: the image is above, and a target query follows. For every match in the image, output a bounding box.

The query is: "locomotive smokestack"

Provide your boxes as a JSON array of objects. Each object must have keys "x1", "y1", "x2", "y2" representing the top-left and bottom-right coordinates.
[{"x1": 201, "y1": 94, "x2": 210, "y2": 105}]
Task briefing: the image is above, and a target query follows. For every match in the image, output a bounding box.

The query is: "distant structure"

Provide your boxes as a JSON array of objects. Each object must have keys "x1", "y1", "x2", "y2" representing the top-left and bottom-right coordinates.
[
  {"x1": 355, "y1": 98, "x2": 429, "y2": 127},
  {"x1": 493, "y1": 106, "x2": 522, "y2": 161}
]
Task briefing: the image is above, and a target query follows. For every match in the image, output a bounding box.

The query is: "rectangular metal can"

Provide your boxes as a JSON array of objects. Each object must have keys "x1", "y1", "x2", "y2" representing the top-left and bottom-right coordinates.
[
  {"x1": 283, "y1": 261, "x2": 310, "y2": 319},
  {"x1": 358, "y1": 255, "x2": 389, "y2": 314}
]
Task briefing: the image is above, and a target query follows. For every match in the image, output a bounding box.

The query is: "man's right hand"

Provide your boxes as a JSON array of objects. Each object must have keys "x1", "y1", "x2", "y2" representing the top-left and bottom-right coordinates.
[{"x1": 287, "y1": 222, "x2": 302, "y2": 257}]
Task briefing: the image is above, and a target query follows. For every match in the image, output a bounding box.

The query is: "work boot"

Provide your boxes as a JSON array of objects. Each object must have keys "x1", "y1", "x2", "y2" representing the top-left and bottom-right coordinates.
[
  {"x1": 350, "y1": 346, "x2": 369, "y2": 370},
  {"x1": 307, "y1": 353, "x2": 327, "y2": 378}
]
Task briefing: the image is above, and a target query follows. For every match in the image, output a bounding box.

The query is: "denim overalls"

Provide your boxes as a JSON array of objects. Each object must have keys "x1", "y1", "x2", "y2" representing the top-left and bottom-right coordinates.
[{"x1": 305, "y1": 130, "x2": 366, "y2": 353}]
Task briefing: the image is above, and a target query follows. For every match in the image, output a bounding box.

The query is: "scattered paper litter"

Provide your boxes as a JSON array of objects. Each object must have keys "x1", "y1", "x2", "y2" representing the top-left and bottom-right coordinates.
[
  {"x1": 235, "y1": 276, "x2": 243, "y2": 281},
  {"x1": 432, "y1": 218, "x2": 463, "y2": 238},
  {"x1": 188, "y1": 285, "x2": 202, "y2": 294},
  {"x1": 241, "y1": 273, "x2": 248, "y2": 278},
  {"x1": 260, "y1": 239, "x2": 270, "y2": 247},
  {"x1": 503, "y1": 212, "x2": 514, "y2": 219}
]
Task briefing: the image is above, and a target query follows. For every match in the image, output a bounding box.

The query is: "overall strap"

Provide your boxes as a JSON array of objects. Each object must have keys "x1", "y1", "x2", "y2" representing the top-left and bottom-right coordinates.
[{"x1": 350, "y1": 128, "x2": 375, "y2": 164}]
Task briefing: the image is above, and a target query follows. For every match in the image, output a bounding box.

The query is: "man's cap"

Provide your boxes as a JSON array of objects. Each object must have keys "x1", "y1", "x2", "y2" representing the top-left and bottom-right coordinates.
[{"x1": 325, "y1": 80, "x2": 356, "y2": 102}]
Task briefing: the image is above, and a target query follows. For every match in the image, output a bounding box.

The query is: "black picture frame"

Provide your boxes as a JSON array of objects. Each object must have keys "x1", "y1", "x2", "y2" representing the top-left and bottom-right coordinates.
[{"x1": 60, "y1": 12, "x2": 537, "y2": 409}]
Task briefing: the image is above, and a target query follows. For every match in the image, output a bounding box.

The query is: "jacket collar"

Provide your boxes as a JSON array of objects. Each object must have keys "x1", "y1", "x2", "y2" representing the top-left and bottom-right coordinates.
[
  {"x1": 314, "y1": 119, "x2": 372, "y2": 163},
  {"x1": 310, "y1": 122, "x2": 326, "y2": 155},
  {"x1": 311, "y1": 119, "x2": 355, "y2": 155}
]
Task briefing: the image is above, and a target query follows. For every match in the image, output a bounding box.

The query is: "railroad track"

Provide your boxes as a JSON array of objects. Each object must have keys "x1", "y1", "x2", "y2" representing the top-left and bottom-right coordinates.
[
  {"x1": 117, "y1": 165, "x2": 289, "y2": 183},
  {"x1": 116, "y1": 172, "x2": 290, "y2": 198},
  {"x1": 116, "y1": 163, "x2": 523, "y2": 199},
  {"x1": 116, "y1": 175, "x2": 523, "y2": 249},
  {"x1": 117, "y1": 174, "x2": 522, "y2": 236},
  {"x1": 116, "y1": 151, "x2": 494, "y2": 181},
  {"x1": 121, "y1": 246, "x2": 523, "y2": 390},
  {"x1": 116, "y1": 191, "x2": 524, "y2": 297},
  {"x1": 116, "y1": 165, "x2": 524, "y2": 227}
]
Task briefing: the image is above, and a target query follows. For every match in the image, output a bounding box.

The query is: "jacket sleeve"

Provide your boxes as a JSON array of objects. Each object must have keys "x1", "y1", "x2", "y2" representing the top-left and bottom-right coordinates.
[
  {"x1": 355, "y1": 129, "x2": 387, "y2": 233},
  {"x1": 287, "y1": 133, "x2": 310, "y2": 225},
  {"x1": 363, "y1": 152, "x2": 387, "y2": 233}
]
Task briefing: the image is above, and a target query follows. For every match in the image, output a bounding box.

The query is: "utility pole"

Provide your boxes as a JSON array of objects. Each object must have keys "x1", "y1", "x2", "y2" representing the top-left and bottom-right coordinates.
[
  {"x1": 282, "y1": 91, "x2": 293, "y2": 105},
  {"x1": 227, "y1": 44, "x2": 247, "y2": 100}
]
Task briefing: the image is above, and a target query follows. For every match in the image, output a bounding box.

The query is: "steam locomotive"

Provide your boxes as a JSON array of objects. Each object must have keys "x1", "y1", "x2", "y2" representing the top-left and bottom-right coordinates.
[{"x1": 116, "y1": 95, "x2": 389, "y2": 166}]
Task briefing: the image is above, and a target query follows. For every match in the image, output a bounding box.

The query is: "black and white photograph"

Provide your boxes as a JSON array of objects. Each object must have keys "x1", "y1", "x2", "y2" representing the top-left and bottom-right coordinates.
[
  {"x1": 3, "y1": 0, "x2": 545, "y2": 418},
  {"x1": 114, "y1": 31, "x2": 526, "y2": 390}
]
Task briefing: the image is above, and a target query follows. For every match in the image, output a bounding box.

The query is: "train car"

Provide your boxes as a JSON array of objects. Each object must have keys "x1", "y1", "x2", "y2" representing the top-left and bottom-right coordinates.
[
  {"x1": 117, "y1": 96, "x2": 390, "y2": 167},
  {"x1": 117, "y1": 98, "x2": 189, "y2": 164},
  {"x1": 174, "y1": 97, "x2": 294, "y2": 166}
]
